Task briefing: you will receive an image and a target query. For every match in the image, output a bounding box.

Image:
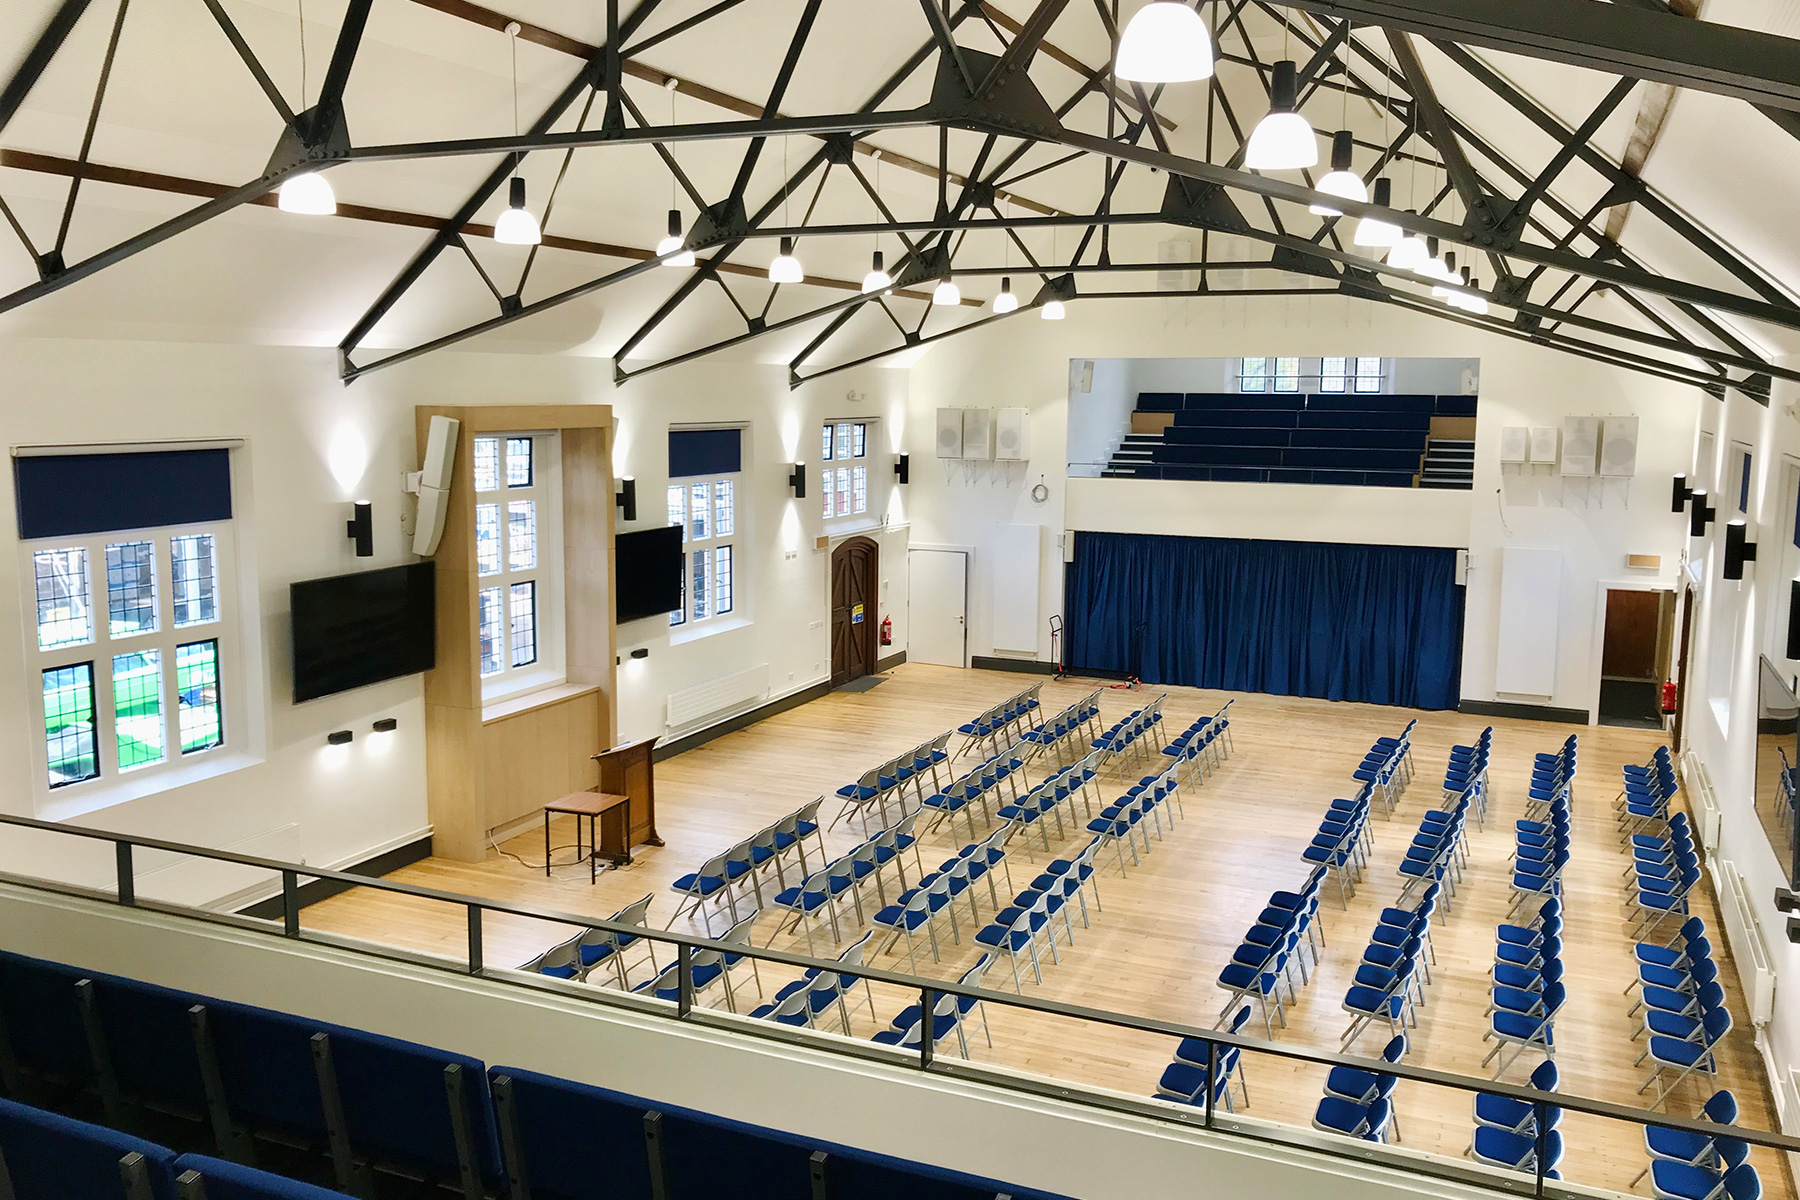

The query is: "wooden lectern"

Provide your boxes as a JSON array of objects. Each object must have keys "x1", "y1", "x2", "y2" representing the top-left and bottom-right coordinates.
[{"x1": 592, "y1": 738, "x2": 661, "y2": 863}]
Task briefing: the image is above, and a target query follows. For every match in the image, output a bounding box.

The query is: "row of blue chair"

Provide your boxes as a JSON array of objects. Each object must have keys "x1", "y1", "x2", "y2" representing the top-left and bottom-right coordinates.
[
  {"x1": 1153, "y1": 1005, "x2": 1254, "y2": 1111},
  {"x1": 1467, "y1": 1059, "x2": 1564, "y2": 1176},
  {"x1": 1220, "y1": 866, "x2": 1326, "y2": 1036},
  {"x1": 1019, "y1": 689, "x2": 1104, "y2": 770},
  {"x1": 1616, "y1": 744, "x2": 1679, "y2": 842},
  {"x1": 0, "y1": 1096, "x2": 355, "y2": 1200},
  {"x1": 1342, "y1": 882, "x2": 1440, "y2": 1050},
  {"x1": 751, "y1": 931, "x2": 878, "y2": 1033},
  {"x1": 0, "y1": 950, "x2": 1077, "y2": 1200},
  {"x1": 1629, "y1": 915, "x2": 1736, "y2": 1109},
  {"x1": 1158, "y1": 700, "x2": 1236, "y2": 783},
  {"x1": 973, "y1": 835, "x2": 1108, "y2": 992},
  {"x1": 1092, "y1": 695, "x2": 1166, "y2": 774},
  {"x1": 1395, "y1": 781, "x2": 1473, "y2": 911},
  {"x1": 1633, "y1": 1090, "x2": 1760, "y2": 1200},
  {"x1": 1481, "y1": 895, "x2": 1563, "y2": 1081},
  {"x1": 1356, "y1": 720, "x2": 1416, "y2": 816},
  {"x1": 524, "y1": 893, "x2": 659, "y2": 987},
  {"x1": 667, "y1": 799, "x2": 827, "y2": 934},
  {"x1": 954, "y1": 683, "x2": 1044, "y2": 761},
  {"x1": 871, "y1": 823, "x2": 1020, "y2": 971},
  {"x1": 1443, "y1": 726, "x2": 1497, "y2": 828},
  {"x1": 868, "y1": 955, "x2": 998, "y2": 1058},
  {"x1": 768, "y1": 808, "x2": 927, "y2": 954},
  {"x1": 833, "y1": 733, "x2": 954, "y2": 834},
  {"x1": 1621, "y1": 751, "x2": 1700, "y2": 943},
  {"x1": 1313, "y1": 1034, "x2": 1408, "y2": 1143},
  {"x1": 920, "y1": 741, "x2": 1037, "y2": 841},
  {"x1": 1505, "y1": 742, "x2": 1573, "y2": 920},
  {"x1": 1304, "y1": 793, "x2": 1372, "y2": 908},
  {"x1": 1085, "y1": 756, "x2": 1184, "y2": 876},
  {"x1": 996, "y1": 752, "x2": 1107, "y2": 855}
]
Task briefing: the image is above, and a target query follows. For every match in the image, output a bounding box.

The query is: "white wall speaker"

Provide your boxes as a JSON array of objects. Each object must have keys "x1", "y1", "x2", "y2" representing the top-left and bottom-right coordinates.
[
  {"x1": 1599, "y1": 415, "x2": 1640, "y2": 478},
  {"x1": 962, "y1": 408, "x2": 995, "y2": 460},
  {"x1": 412, "y1": 414, "x2": 460, "y2": 556},
  {"x1": 1561, "y1": 416, "x2": 1600, "y2": 476},
  {"x1": 935, "y1": 408, "x2": 964, "y2": 459},
  {"x1": 1499, "y1": 427, "x2": 1529, "y2": 464},
  {"x1": 995, "y1": 408, "x2": 1030, "y2": 461},
  {"x1": 1528, "y1": 426, "x2": 1560, "y2": 465},
  {"x1": 1455, "y1": 549, "x2": 1470, "y2": 585}
]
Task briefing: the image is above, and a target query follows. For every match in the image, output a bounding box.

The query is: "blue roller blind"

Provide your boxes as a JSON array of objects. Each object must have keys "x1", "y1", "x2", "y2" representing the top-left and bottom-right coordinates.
[
  {"x1": 668, "y1": 428, "x2": 741, "y2": 478},
  {"x1": 14, "y1": 449, "x2": 233, "y2": 539}
]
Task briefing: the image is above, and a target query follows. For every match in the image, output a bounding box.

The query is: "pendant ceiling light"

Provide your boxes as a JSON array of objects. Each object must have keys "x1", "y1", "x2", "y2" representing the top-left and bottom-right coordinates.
[
  {"x1": 278, "y1": 171, "x2": 335, "y2": 215},
  {"x1": 1115, "y1": 2, "x2": 1214, "y2": 83},
  {"x1": 278, "y1": 0, "x2": 334, "y2": 215},
  {"x1": 1387, "y1": 215, "x2": 1429, "y2": 271},
  {"x1": 862, "y1": 250, "x2": 891, "y2": 293},
  {"x1": 1310, "y1": 131, "x2": 1366, "y2": 216},
  {"x1": 657, "y1": 209, "x2": 694, "y2": 266},
  {"x1": 1040, "y1": 299, "x2": 1066, "y2": 320},
  {"x1": 493, "y1": 23, "x2": 541, "y2": 245},
  {"x1": 1244, "y1": 61, "x2": 1317, "y2": 171},
  {"x1": 992, "y1": 277, "x2": 1019, "y2": 314},
  {"x1": 1352, "y1": 177, "x2": 1400, "y2": 247},
  {"x1": 769, "y1": 236, "x2": 803, "y2": 283},
  {"x1": 933, "y1": 276, "x2": 962, "y2": 306},
  {"x1": 494, "y1": 176, "x2": 542, "y2": 245},
  {"x1": 1462, "y1": 270, "x2": 1489, "y2": 316}
]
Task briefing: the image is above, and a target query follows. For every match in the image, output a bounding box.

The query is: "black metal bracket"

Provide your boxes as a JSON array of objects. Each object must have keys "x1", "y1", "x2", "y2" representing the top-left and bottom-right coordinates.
[
  {"x1": 643, "y1": 1111, "x2": 668, "y2": 1200},
  {"x1": 75, "y1": 978, "x2": 124, "y2": 1126},
  {"x1": 492, "y1": 1075, "x2": 531, "y2": 1200}
]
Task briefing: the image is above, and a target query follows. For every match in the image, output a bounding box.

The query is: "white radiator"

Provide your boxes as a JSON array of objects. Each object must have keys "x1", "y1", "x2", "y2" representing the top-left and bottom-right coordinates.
[
  {"x1": 134, "y1": 823, "x2": 301, "y2": 911},
  {"x1": 666, "y1": 663, "x2": 770, "y2": 731},
  {"x1": 1717, "y1": 859, "x2": 1776, "y2": 1026},
  {"x1": 1683, "y1": 751, "x2": 1722, "y2": 851}
]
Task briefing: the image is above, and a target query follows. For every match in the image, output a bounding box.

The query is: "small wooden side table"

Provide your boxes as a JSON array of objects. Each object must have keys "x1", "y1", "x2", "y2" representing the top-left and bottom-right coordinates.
[{"x1": 544, "y1": 791, "x2": 633, "y2": 883}]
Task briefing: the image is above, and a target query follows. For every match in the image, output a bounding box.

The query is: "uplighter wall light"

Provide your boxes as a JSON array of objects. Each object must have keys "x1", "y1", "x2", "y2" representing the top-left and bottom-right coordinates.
[
  {"x1": 788, "y1": 463, "x2": 807, "y2": 499},
  {"x1": 1724, "y1": 519, "x2": 1758, "y2": 580}
]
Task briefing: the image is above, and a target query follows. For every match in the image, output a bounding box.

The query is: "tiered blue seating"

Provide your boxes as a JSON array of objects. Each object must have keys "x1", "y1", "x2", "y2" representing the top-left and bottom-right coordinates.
[
  {"x1": 1218, "y1": 866, "x2": 1325, "y2": 1035},
  {"x1": 0, "y1": 951, "x2": 1078, "y2": 1200}
]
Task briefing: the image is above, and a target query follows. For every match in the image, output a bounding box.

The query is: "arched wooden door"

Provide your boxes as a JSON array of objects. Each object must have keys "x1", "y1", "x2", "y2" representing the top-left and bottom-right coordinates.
[{"x1": 830, "y1": 536, "x2": 879, "y2": 688}]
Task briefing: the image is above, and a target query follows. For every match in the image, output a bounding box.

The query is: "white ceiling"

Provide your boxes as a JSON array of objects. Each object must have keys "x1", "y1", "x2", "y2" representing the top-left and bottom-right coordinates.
[{"x1": 0, "y1": 0, "x2": 1797, "y2": 381}]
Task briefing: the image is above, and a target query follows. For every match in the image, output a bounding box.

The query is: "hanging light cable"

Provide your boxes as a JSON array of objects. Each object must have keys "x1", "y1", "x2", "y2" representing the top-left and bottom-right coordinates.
[
  {"x1": 769, "y1": 136, "x2": 802, "y2": 282},
  {"x1": 493, "y1": 23, "x2": 542, "y2": 245},
  {"x1": 1353, "y1": 51, "x2": 1398, "y2": 248},
  {"x1": 278, "y1": 0, "x2": 336, "y2": 215},
  {"x1": 1115, "y1": 2, "x2": 1214, "y2": 83},
  {"x1": 656, "y1": 79, "x2": 694, "y2": 266},
  {"x1": 1312, "y1": 37, "x2": 1364, "y2": 216}
]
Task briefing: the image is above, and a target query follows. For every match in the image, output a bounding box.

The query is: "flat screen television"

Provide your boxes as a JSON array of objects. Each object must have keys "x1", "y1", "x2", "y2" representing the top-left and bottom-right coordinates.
[
  {"x1": 616, "y1": 525, "x2": 684, "y2": 623},
  {"x1": 291, "y1": 562, "x2": 436, "y2": 703}
]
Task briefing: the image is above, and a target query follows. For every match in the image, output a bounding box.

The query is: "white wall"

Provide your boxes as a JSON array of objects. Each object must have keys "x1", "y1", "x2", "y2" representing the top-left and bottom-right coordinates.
[
  {"x1": 1066, "y1": 357, "x2": 1133, "y2": 477},
  {"x1": 0, "y1": 338, "x2": 908, "y2": 903},
  {"x1": 903, "y1": 297, "x2": 1696, "y2": 718},
  {"x1": 1678, "y1": 363, "x2": 1800, "y2": 1132}
]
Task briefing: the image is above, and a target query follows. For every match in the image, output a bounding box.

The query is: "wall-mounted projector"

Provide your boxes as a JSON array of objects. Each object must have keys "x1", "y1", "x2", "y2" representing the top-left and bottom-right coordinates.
[{"x1": 404, "y1": 415, "x2": 460, "y2": 557}]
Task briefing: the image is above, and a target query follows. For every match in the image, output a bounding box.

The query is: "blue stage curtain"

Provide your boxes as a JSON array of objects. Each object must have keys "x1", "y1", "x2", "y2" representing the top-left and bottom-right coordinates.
[{"x1": 1064, "y1": 531, "x2": 1465, "y2": 710}]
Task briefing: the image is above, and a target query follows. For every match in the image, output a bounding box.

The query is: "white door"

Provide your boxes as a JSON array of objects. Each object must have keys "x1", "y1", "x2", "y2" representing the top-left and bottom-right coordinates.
[{"x1": 909, "y1": 549, "x2": 968, "y2": 667}]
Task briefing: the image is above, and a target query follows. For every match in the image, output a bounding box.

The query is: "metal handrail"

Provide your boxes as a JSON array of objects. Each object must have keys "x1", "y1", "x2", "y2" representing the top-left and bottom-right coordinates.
[{"x1": 3, "y1": 808, "x2": 1795, "y2": 1190}]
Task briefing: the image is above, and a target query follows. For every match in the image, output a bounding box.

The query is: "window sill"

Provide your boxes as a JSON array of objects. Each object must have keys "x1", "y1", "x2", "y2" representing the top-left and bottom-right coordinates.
[
  {"x1": 483, "y1": 681, "x2": 598, "y2": 724},
  {"x1": 37, "y1": 750, "x2": 263, "y2": 822},
  {"x1": 669, "y1": 615, "x2": 752, "y2": 646}
]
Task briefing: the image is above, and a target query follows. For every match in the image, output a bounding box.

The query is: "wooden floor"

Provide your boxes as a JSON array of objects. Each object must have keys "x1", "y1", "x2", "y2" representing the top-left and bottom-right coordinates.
[{"x1": 303, "y1": 665, "x2": 1791, "y2": 1198}]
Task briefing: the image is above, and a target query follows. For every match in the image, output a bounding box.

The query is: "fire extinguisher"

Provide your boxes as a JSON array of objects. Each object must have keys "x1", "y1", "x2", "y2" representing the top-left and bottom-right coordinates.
[
  {"x1": 879, "y1": 616, "x2": 893, "y2": 646},
  {"x1": 1661, "y1": 680, "x2": 1678, "y2": 713}
]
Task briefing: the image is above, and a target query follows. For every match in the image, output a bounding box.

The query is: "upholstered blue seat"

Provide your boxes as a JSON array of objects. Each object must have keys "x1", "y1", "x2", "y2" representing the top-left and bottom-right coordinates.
[
  {"x1": 175, "y1": 1155, "x2": 356, "y2": 1199},
  {"x1": 0, "y1": 1096, "x2": 179, "y2": 1200}
]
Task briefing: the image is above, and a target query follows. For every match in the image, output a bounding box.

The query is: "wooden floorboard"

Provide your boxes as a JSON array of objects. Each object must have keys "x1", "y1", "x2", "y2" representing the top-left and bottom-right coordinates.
[{"x1": 302, "y1": 665, "x2": 1793, "y2": 1198}]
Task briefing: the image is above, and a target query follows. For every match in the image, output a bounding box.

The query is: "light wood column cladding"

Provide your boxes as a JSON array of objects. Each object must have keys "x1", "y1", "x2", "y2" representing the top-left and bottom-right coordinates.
[{"x1": 414, "y1": 405, "x2": 619, "y2": 861}]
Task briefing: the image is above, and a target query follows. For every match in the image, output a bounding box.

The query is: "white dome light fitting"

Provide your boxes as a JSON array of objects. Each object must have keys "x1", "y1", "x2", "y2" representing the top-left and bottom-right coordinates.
[
  {"x1": 494, "y1": 176, "x2": 542, "y2": 245},
  {"x1": 861, "y1": 250, "x2": 891, "y2": 293},
  {"x1": 1353, "y1": 177, "x2": 1401, "y2": 248},
  {"x1": 1387, "y1": 214, "x2": 1429, "y2": 271},
  {"x1": 932, "y1": 276, "x2": 961, "y2": 306},
  {"x1": 657, "y1": 209, "x2": 694, "y2": 266},
  {"x1": 278, "y1": 169, "x2": 336, "y2": 216},
  {"x1": 992, "y1": 277, "x2": 1019, "y2": 314},
  {"x1": 768, "y1": 236, "x2": 803, "y2": 284},
  {"x1": 1244, "y1": 61, "x2": 1317, "y2": 171},
  {"x1": 1310, "y1": 131, "x2": 1366, "y2": 216},
  {"x1": 1041, "y1": 299, "x2": 1066, "y2": 320},
  {"x1": 1115, "y1": 2, "x2": 1214, "y2": 83}
]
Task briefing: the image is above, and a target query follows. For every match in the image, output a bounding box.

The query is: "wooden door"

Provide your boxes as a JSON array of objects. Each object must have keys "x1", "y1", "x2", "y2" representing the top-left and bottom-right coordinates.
[
  {"x1": 831, "y1": 537, "x2": 879, "y2": 687},
  {"x1": 1602, "y1": 589, "x2": 1662, "y2": 680}
]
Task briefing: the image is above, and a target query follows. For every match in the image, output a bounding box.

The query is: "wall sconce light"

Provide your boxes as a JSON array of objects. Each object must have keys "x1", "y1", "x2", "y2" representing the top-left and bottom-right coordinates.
[
  {"x1": 788, "y1": 463, "x2": 807, "y2": 499},
  {"x1": 1788, "y1": 581, "x2": 1800, "y2": 659},
  {"x1": 372, "y1": 718, "x2": 398, "y2": 734},
  {"x1": 326, "y1": 730, "x2": 354, "y2": 746},
  {"x1": 1671, "y1": 474, "x2": 1694, "y2": 514},
  {"x1": 895, "y1": 453, "x2": 910, "y2": 485},
  {"x1": 616, "y1": 476, "x2": 637, "y2": 523},
  {"x1": 1689, "y1": 490, "x2": 1716, "y2": 538},
  {"x1": 346, "y1": 501, "x2": 373, "y2": 557},
  {"x1": 629, "y1": 647, "x2": 649, "y2": 659},
  {"x1": 1724, "y1": 519, "x2": 1758, "y2": 580}
]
